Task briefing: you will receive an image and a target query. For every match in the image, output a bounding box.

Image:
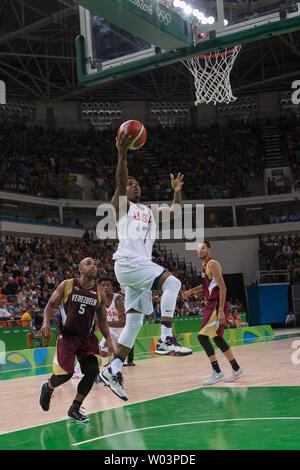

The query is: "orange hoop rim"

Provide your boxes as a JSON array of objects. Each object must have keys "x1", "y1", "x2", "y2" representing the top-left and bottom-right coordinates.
[{"x1": 195, "y1": 45, "x2": 241, "y2": 60}]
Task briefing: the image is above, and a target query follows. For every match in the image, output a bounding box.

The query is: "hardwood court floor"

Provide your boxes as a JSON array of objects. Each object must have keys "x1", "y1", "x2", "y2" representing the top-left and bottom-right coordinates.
[{"x1": 0, "y1": 335, "x2": 300, "y2": 450}]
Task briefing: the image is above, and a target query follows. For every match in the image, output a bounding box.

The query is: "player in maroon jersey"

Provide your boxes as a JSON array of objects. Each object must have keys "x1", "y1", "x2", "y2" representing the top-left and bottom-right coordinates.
[
  {"x1": 38, "y1": 257, "x2": 113, "y2": 422},
  {"x1": 182, "y1": 241, "x2": 244, "y2": 385}
]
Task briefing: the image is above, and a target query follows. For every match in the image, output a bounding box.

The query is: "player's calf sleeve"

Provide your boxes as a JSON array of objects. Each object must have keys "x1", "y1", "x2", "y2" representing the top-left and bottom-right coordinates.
[
  {"x1": 77, "y1": 355, "x2": 99, "y2": 397},
  {"x1": 213, "y1": 336, "x2": 230, "y2": 353},
  {"x1": 160, "y1": 275, "x2": 181, "y2": 318},
  {"x1": 118, "y1": 313, "x2": 144, "y2": 350},
  {"x1": 49, "y1": 373, "x2": 73, "y2": 388},
  {"x1": 198, "y1": 334, "x2": 215, "y2": 358}
]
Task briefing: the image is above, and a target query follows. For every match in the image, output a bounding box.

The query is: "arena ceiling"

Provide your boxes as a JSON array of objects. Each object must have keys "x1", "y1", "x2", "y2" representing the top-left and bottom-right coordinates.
[{"x1": 0, "y1": 0, "x2": 300, "y2": 103}]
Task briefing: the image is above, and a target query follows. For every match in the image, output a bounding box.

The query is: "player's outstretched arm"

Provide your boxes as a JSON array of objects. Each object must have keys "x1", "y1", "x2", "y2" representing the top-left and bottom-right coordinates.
[
  {"x1": 39, "y1": 280, "x2": 67, "y2": 337},
  {"x1": 155, "y1": 172, "x2": 184, "y2": 223},
  {"x1": 182, "y1": 285, "x2": 203, "y2": 300},
  {"x1": 111, "y1": 131, "x2": 132, "y2": 221}
]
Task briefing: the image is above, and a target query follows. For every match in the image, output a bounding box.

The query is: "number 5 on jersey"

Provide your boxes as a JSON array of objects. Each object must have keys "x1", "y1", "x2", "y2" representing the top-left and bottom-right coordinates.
[{"x1": 79, "y1": 303, "x2": 86, "y2": 315}]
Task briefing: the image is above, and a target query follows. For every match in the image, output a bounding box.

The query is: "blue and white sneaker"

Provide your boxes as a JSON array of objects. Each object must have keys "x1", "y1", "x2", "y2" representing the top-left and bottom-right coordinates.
[
  {"x1": 155, "y1": 336, "x2": 192, "y2": 356},
  {"x1": 100, "y1": 366, "x2": 128, "y2": 401}
]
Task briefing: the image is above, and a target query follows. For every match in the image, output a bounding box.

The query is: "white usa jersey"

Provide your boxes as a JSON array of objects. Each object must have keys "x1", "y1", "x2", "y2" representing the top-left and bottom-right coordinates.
[
  {"x1": 113, "y1": 201, "x2": 156, "y2": 261},
  {"x1": 106, "y1": 293, "x2": 122, "y2": 323}
]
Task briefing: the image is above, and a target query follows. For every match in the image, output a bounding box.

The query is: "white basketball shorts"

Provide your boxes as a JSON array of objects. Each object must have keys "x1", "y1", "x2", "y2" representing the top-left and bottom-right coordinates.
[{"x1": 114, "y1": 256, "x2": 165, "y2": 315}]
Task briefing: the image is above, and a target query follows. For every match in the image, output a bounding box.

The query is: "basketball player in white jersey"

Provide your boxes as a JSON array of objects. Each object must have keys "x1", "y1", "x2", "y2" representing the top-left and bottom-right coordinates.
[
  {"x1": 98, "y1": 279, "x2": 135, "y2": 369},
  {"x1": 100, "y1": 131, "x2": 192, "y2": 401}
]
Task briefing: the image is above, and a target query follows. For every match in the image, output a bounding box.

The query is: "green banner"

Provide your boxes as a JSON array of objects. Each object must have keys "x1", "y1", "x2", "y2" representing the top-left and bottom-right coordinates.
[
  {"x1": 0, "y1": 315, "x2": 248, "y2": 351},
  {"x1": 0, "y1": 325, "x2": 274, "y2": 375}
]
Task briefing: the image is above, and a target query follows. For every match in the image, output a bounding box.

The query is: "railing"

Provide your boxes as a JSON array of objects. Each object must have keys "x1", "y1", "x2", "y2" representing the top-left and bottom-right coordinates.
[{"x1": 244, "y1": 270, "x2": 290, "y2": 286}]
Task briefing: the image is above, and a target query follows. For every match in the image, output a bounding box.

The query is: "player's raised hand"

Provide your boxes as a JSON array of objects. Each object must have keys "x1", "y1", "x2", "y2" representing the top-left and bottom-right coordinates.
[
  {"x1": 170, "y1": 172, "x2": 184, "y2": 192},
  {"x1": 116, "y1": 130, "x2": 132, "y2": 155}
]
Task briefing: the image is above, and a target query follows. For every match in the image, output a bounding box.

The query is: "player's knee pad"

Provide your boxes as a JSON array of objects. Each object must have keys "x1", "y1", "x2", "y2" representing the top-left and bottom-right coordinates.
[
  {"x1": 81, "y1": 355, "x2": 99, "y2": 377},
  {"x1": 118, "y1": 313, "x2": 144, "y2": 349},
  {"x1": 198, "y1": 334, "x2": 215, "y2": 357},
  {"x1": 77, "y1": 356, "x2": 99, "y2": 397},
  {"x1": 213, "y1": 336, "x2": 230, "y2": 353},
  {"x1": 162, "y1": 275, "x2": 181, "y2": 295},
  {"x1": 161, "y1": 276, "x2": 181, "y2": 318}
]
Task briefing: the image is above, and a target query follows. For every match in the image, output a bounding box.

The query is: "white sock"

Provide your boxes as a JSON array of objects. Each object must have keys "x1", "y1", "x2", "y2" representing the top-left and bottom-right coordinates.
[
  {"x1": 111, "y1": 357, "x2": 124, "y2": 375},
  {"x1": 161, "y1": 324, "x2": 173, "y2": 341}
]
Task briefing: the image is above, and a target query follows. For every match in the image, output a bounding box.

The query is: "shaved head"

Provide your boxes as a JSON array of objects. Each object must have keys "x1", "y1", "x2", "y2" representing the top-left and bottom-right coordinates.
[
  {"x1": 79, "y1": 257, "x2": 98, "y2": 280},
  {"x1": 79, "y1": 257, "x2": 94, "y2": 269}
]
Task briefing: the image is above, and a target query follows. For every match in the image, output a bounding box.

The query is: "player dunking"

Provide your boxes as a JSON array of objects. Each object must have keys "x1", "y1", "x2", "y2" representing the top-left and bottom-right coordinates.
[
  {"x1": 38, "y1": 258, "x2": 113, "y2": 422},
  {"x1": 183, "y1": 241, "x2": 244, "y2": 385},
  {"x1": 100, "y1": 131, "x2": 191, "y2": 400}
]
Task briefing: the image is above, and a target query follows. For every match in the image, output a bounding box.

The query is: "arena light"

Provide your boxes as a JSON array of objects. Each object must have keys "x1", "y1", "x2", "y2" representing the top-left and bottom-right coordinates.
[
  {"x1": 207, "y1": 16, "x2": 215, "y2": 25},
  {"x1": 224, "y1": 19, "x2": 228, "y2": 26},
  {"x1": 184, "y1": 4, "x2": 192, "y2": 15},
  {"x1": 173, "y1": 0, "x2": 181, "y2": 7}
]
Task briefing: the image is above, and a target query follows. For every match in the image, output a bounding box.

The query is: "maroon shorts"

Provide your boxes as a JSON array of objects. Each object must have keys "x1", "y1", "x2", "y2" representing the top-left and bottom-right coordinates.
[
  {"x1": 53, "y1": 332, "x2": 100, "y2": 375},
  {"x1": 199, "y1": 300, "x2": 230, "y2": 338}
]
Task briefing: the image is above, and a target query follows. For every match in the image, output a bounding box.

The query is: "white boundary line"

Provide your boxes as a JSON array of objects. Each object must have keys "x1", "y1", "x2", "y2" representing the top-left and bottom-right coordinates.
[{"x1": 72, "y1": 417, "x2": 300, "y2": 447}]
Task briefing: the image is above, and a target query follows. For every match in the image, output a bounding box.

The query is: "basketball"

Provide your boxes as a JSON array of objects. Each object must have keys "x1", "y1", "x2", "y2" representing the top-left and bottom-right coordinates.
[{"x1": 117, "y1": 120, "x2": 147, "y2": 150}]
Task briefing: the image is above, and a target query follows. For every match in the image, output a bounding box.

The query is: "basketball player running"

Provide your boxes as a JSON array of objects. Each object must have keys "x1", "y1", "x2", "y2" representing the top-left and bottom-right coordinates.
[
  {"x1": 100, "y1": 131, "x2": 191, "y2": 400},
  {"x1": 38, "y1": 258, "x2": 113, "y2": 422},
  {"x1": 182, "y1": 241, "x2": 244, "y2": 385},
  {"x1": 73, "y1": 279, "x2": 134, "y2": 380}
]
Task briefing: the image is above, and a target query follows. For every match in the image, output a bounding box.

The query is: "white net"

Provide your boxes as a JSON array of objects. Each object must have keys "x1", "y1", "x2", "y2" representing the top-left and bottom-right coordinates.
[{"x1": 183, "y1": 45, "x2": 241, "y2": 105}]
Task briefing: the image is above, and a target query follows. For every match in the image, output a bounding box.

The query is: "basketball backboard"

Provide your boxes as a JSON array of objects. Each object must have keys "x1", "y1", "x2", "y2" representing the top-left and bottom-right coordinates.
[{"x1": 74, "y1": 0, "x2": 300, "y2": 88}]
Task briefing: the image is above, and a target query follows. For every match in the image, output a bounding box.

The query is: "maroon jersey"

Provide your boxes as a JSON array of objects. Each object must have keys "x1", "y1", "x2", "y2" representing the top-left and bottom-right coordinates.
[
  {"x1": 58, "y1": 278, "x2": 101, "y2": 336},
  {"x1": 201, "y1": 257, "x2": 222, "y2": 301}
]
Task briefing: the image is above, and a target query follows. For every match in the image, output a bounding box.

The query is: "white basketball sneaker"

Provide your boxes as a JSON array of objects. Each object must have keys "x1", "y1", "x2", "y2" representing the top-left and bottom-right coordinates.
[
  {"x1": 100, "y1": 366, "x2": 128, "y2": 401},
  {"x1": 224, "y1": 368, "x2": 245, "y2": 382},
  {"x1": 202, "y1": 370, "x2": 225, "y2": 386},
  {"x1": 155, "y1": 336, "x2": 192, "y2": 356}
]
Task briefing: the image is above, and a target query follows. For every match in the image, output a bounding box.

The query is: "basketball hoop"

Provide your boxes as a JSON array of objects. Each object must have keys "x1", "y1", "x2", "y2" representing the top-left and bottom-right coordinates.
[{"x1": 183, "y1": 44, "x2": 241, "y2": 106}]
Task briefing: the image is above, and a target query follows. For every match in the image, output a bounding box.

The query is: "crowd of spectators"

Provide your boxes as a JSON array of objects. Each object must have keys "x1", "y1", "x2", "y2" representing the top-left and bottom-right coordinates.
[
  {"x1": 278, "y1": 115, "x2": 300, "y2": 190},
  {"x1": 260, "y1": 234, "x2": 300, "y2": 282},
  {"x1": 1, "y1": 116, "x2": 299, "y2": 202},
  {"x1": 0, "y1": 232, "x2": 249, "y2": 330},
  {"x1": 0, "y1": 234, "x2": 202, "y2": 327},
  {"x1": 264, "y1": 210, "x2": 300, "y2": 224},
  {"x1": 0, "y1": 117, "x2": 268, "y2": 202}
]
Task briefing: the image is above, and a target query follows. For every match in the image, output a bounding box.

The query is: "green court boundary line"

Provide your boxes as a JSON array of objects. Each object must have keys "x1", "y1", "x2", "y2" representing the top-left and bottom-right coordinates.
[{"x1": 72, "y1": 417, "x2": 300, "y2": 447}]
